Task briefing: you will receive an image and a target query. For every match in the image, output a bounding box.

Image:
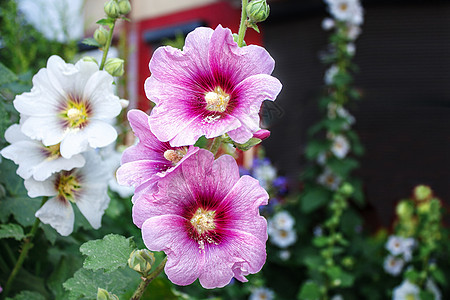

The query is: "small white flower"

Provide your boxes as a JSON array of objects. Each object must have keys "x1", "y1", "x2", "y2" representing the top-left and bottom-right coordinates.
[
  {"x1": 426, "y1": 279, "x2": 441, "y2": 300},
  {"x1": 14, "y1": 55, "x2": 122, "y2": 159},
  {"x1": 253, "y1": 160, "x2": 277, "y2": 190},
  {"x1": 325, "y1": 65, "x2": 339, "y2": 85},
  {"x1": 25, "y1": 151, "x2": 110, "y2": 236},
  {"x1": 1, "y1": 124, "x2": 85, "y2": 181},
  {"x1": 331, "y1": 134, "x2": 350, "y2": 159},
  {"x1": 336, "y1": 106, "x2": 355, "y2": 125},
  {"x1": 331, "y1": 295, "x2": 344, "y2": 300},
  {"x1": 346, "y1": 43, "x2": 356, "y2": 56},
  {"x1": 386, "y1": 235, "x2": 415, "y2": 261},
  {"x1": 322, "y1": 18, "x2": 335, "y2": 30},
  {"x1": 325, "y1": 0, "x2": 363, "y2": 26},
  {"x1": 270, "y1": 211, "x2": 295, "y2": 231},
  {"x1": 393, "y1": 280, "x2": 420, "y2": 300},
  {"x1": 316, "y1": 152, "x2": 328, "y2": 166},
  {"x1": 279, "y1": 250, "x2": 291, "y2": 261},
  {"x1": 317, "y1": 168, "x2": 342, "y2": 191},
  {"x1": 249, "y1": 287, "x2": 275, "y2": 300},
  {"x1": 268, "y1": 227, "x2": 297, "y2": 248},
  {"x1": 383, "y1": 255, "x2": 404, "y2": 276}
]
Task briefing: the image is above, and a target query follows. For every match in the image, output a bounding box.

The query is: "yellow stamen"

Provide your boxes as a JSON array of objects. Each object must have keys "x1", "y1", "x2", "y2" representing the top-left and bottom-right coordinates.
[
  {"x1": 190, "y1": 208, "x2": 216, "y2": 235},
  {"x1": 56, "y1": 172, "x2": 81, "y2": 203},
  {"x1": 204, "y1": 87, "x2": 230, "y2": 113}
]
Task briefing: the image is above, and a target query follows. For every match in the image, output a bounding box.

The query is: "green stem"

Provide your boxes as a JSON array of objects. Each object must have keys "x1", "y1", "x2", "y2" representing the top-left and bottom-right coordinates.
[
  {"x1": 99, "y1": 21, "x2": 116, "y2": 70},
  {"x1": 237, "y1": 0, "x2": 249, "y2": 47},
  {"x1": 209, "y1": 136, "x2": 223, "y2": 156},
  {"x1": 4, "y1": 196, "x2": 48, "y2": 297},
  {"x1": 131, "y1": 257, "x2": 168, "y2": 300}
]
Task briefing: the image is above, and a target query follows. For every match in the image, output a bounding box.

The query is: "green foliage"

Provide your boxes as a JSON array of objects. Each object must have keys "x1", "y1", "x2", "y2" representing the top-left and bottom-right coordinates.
[
  {"x1": 5, "y1": 290, "x2": 46, "y2": 300},
  {"x1": 300, "y1": 186, "x2": 331, "y2": 213},
  {"x1": 298, "y1": 281, "x2": 321, "y2": 300},
  {"x1": 80, "y1": 234, "x2": 137, "y2": 272},
  {"x1": 63, "y1": 268, "x2": 136, "y2": 300},
  {"x1": 0, "y1": 223, "x2": 25, "y2": 240}
]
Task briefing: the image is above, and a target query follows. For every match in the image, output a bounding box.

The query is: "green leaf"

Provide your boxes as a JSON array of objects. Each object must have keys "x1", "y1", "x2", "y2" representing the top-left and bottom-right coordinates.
[
  {"x1": 97, "y1": 18, "x2": 115, "y2": 27},
  {"x1": 430, "y1": 268, "x2": 446, "y2": 286},
  {"x1": 300, "y1": 186, "x2": 332, "y2": 213},
  {"x1": 305, "y1": 140, "x2": 330, "y2": 160},
  {"x1": 63, "y1": 268, "x2": 136, "y2": 300},
  {"x1": 0, "y1": 197, "x2": 42, "y2": 227},
  {"x1": 419, "y1": 290, "x2": 435, "y2": 300},
  {"x1": 5, "y1": 291, "x2": 46, "y2": 300},
  {"x1": 40, "y1": 223, "x2": 58, "y2": 244},
  {"x1": 0, "y1": 223, "x2": 25, "y2": 240},
  {"x1": 82, "y1": 37, "x2": 101, "y2": 48},
  {"x1": 312, "y1": 236, "x2": 329, "y2": 248},
  {"x1": 327, "y1": 157, "x2": 359, "y2": 178},
  {"x1": 0, "y1": 62, "x2": 18, "y2": 86},
  {"x1": 232, "y1": 137, "x2": 262, "y2": 151},
  {"x1": 298, "y1": 281, "x2": 321, "y2": 300},
  {"x1": 194, "y1": 136, "x2": 208, "y2": 148},
  {"x1": 48, "y1": 256, "x2": 82, "y2": 300},
  {"x1": 80, "y1": 234, "x2": 136, "y2": 272},
  {"x1": 326, "y1": 266, "x2": 354, "y2": 287}
]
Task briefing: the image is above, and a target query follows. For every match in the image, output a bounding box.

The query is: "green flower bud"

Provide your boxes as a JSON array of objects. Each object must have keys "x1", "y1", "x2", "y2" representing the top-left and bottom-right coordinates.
[
  {"x1": 82, "y1": 56, "x2": 98, "y2": 64},
  {"x1": 97, "y1": 288, "x2": 119, "y2": 300},
  {"x1": 104, "y1": 0, "x2": 120, "y2": 18},
  {"x1": 94, "y1": 26, "x2": 109, "y2": 46},
  {"x1": 128, "y1": 249, "x2": 155, "y2": 275},
  {"x1": 339, "y1": 182, "x2": 353, "y2": 197},
  {"x1": 246, "y1": 0, "x2": 270, "y2": 24},
  {"x1": 104, "y1": 58, "x2": 125, "y2": 77},
  {"x1": 396, "y1": 200, "x2": 414, "y2": 218},
  {"x1": 413, "y1": 185, "x2": 432, "y2": 201},
  {"x1": 118, "y1": 0, "x2": 131, "y2": 15}
]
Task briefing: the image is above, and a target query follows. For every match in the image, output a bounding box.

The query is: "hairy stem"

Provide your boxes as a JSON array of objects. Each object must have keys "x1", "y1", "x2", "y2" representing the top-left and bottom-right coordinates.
[
  {"x1": 131, "y1": 256, "x2": 168, "y2": 300},
  {"x1": 209, "y1": 136, "x2": 223, "y2": 156},
  {"x1": 4, "y1": 196, "x2": 48, "y2": 296},
  {"x1": 99, "y1": 21, "x2": 116, "y2": 70},
  {"x1": 237, "y1": 0, "x2": 249, "y2": 47}
]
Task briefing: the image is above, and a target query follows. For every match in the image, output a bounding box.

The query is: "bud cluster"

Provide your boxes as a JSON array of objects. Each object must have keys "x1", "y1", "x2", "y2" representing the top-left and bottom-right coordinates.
[{"x1": 104, "y1": 0, "x2": 131, "y2": 18}]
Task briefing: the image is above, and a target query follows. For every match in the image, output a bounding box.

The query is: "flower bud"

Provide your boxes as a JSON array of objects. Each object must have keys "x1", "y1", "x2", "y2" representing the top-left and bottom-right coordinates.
[
  {"x1": 339, "y1": 182, "x2": 353, "y2": 197},
  {"x1": 104, "y1": 0, "x2": 120, "y2": 18},
  {"x1": 128, "y1": 249, "x2": 155, "y2": 275},
  {"x1": 82, "y1": 56, "x2": 98, "y2": 64},
  {"x1": 104, "y1": 58, "x2": 125, "y2": 77},
  {"x1": 396, "y1": 200, "x2": 413, "y2": 219},
  {"x1": 413, "y1": 185, "x2": 432, "y2": 202},
  {"x1": 94, "y1": 26, "x2": 109, "y2": 46},
  {"x1": 118, "y1": 0, "x2": 131, "y2": 15},
  {"x1": 253, "y1": 129, "x2": 270, "y2": 140},
  {"x1": 97, "y1": 288, "x2": 119, "y2": 300},
  {"x1": 246, "y1": 0, "x2": 270, "y2": 24}
]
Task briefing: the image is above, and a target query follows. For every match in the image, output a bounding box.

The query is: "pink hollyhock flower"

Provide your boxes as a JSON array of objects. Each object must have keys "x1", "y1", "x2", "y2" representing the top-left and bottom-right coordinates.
[
  {"x1": 133, "y1": 149, "x2": 268, "y2": 288},
  {"x1": 116, "y1": 109, "x2": 199, "y2": 201},
  {"x1": 145, "y1": 25, "x2": 282, "y2": 147}
]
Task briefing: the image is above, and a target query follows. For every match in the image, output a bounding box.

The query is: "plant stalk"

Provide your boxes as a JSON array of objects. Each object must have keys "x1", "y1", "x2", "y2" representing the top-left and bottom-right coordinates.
[
  {"x1": 131, "y1": 256, "x2": 168, "y2": 300},
  {"x1": 237, "y1": 0, "x2": 249, "y2": 47},
  {"x1": 99, "y1": 21, "x2": 116, "y2": 70}
]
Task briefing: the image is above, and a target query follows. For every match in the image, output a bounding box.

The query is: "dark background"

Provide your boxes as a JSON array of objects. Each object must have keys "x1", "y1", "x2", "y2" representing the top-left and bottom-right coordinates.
[{"x1": 261, "y1": 0, "x2": 450, "y2": 227}]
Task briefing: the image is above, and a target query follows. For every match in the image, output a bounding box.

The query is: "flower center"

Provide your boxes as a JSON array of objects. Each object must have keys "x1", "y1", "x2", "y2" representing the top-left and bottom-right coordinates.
[
  {"x1": 43, "y1": 143, "x2": 61, "y2": 160},
  {"x1": 339, "y1": 3, "x2": 348, "y2": 11},
  {"x1": 55, "y1": 172, "x2": 81, "y2": 203},
  {"x1": 61, "y1": 98, "x2": 90, "y2": 129},
  {"x1": 204, "y1": 87, "x2": 230, "y2": 113},
  {"x1": 190, "y1": 207, "x2": 216, "y2": 235},
  {"x1": 163, "y1": 148, "x2": 187, "y2": 165}
]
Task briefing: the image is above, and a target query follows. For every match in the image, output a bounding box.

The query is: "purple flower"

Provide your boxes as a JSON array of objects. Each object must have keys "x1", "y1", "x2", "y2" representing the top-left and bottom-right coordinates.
[
  {"x1": 116, "y1": 109, "x2": 198, "y2": 201},
  {"x1": 133, "y1": 149, "x2": 268, "y2": 288},
  {"x1": 145, "y1": 25, "x2": 282, "y2": 147}
]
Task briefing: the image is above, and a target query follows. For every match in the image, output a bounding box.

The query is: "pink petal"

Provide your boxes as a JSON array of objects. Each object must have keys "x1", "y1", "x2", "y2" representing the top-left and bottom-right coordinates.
[{"x1": 142, "y1": 215, "x2": 203, "y2": 286}]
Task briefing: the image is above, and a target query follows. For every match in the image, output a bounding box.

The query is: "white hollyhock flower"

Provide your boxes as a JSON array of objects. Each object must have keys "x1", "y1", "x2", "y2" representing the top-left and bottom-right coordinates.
[
  {"x1": 253, "y1": 160, "x2": 277, "y2": 190},
  {"x1": 322, "y1": 18, "x2": 335, "y2": 30},
  {"x1": 386, "y1": 235, "x2": 415, "y2": 261},
  {"x1": 383, "y1": 255, "x2": 404, "y2": 276},
  {"x1": 268, "y1": 226, "x2": 297, "y2": 248},
  {"x1": 426, "y1": 279, "x2": 441, "y2": 300},
  {"x1": 1, "y1": 124, "x2": 85, "y2": 181},
  {"x1": 249, "y1": 287, "x2": 275, "y2": 300},
  {"x1": 325, "y1": 64, "x2": 339, "y2": 85},
  {"x1": 347, "y1": 25, "x2": 362, "y2": 40},
  {"x1": 14, "y1": 55, "x2": 122, "y2": 159},
  {"x1": 25, "y1": 151, "x2": 110, "y2": 236},
  {"x1": 393, "y1": 280, "x2": 420, "y2": 300},
  {"x1": 325, "y1": 0, "x2": 363, "y2": 26},
  {"x1": 270, "y1": 211, "x2": 295, "y2": 231},
  {"x1": 331, "y1": 134, "x2": 350, "y2": 159},
  {"x1": 279, "y1": 250, "x2": 291, "y2": 261},
  {"x1": 317, "y1": 168, "x2": 342, "y2": 191}
]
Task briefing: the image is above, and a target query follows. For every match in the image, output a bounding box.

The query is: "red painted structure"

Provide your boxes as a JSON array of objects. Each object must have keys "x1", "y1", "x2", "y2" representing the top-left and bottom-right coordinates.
[{"x1": 134, "y1": 1, "x2": 263, "y2": 112}]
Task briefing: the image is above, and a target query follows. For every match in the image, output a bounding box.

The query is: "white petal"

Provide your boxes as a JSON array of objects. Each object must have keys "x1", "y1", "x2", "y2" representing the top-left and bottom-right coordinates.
[
  {"x1": 4, "y1": 124, "x2": 28, "y2": 143},
  {"x1": 24, "y1": 176, "x2": 57, "y2": 198},
  {"x1": 33, "y1": 154, "x2": 86, "y2": 181},
  {"x1": 35, "y1": 196, "x2": 74, "y2": 236},
  {"x1": 1, "y1": 141, "x2": 46, "y2": 179},
  {"x1": 76, "y1": 188, "x2": 110, "y2": 229},
  {"x1": 59, "y1": 129, "x2": 89, "y2": 159},
  {"x1": 86, "y1": 121, "x2": 118, "y2": 149},
  {"x1": 21, "y1": 116, "x2": 65, "y2": 146}
]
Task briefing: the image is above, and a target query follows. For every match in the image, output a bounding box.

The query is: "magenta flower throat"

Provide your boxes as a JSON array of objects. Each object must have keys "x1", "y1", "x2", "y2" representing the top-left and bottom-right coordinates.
[
  {"x1": 145, "y1": 25, "x2": 282, "y2": 147},
  {"x1": 133, "y1": 149, "x2": 269, "y2": 288}
]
